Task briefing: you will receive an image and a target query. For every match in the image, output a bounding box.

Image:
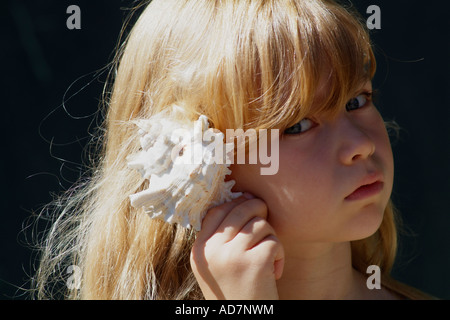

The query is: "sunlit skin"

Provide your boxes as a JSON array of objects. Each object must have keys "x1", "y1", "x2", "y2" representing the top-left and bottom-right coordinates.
[
  {"x1": 191, "y1": 80, "x2": 396, "y2": 299},
  {"x1": 232, "y1": 80, "x2": 393, "y2": 244}
]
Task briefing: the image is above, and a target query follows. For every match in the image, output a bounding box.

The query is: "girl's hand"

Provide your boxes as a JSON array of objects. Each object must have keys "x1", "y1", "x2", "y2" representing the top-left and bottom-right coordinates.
[{"x1": 190, "y1": 193, "x2": 285, "y2": 300}]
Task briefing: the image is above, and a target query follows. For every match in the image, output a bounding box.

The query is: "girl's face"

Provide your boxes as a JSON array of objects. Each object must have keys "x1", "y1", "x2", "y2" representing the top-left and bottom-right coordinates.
[{"x1": 229, "y1": 81, "x2": 394, "y2": 245}]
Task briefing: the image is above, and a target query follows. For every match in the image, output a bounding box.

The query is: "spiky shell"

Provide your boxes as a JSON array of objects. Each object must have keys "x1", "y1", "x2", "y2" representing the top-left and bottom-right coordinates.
[{"x1": 127, "y1": 107, "x2": 242, "y2": 231}]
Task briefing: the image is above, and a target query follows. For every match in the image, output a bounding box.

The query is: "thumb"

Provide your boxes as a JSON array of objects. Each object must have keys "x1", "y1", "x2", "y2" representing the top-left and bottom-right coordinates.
[{"x1": 274, "y1": 243, "x2": 285, "y2": 280}]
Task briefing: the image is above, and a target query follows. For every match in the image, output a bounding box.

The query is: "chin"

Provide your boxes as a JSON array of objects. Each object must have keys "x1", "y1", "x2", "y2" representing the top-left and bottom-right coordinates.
[{"x1": 341, "y1": 202, "x2": 386, "y2": 241}]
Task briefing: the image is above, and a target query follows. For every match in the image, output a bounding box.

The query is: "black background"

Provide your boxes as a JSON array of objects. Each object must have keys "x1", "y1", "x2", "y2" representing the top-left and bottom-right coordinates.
[{"x1": 2, "y1": 0, "x2": 449, "y2": 299}]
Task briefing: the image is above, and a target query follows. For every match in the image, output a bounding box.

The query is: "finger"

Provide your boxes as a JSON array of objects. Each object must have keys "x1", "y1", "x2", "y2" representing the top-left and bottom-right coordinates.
[
  {"x1": 199, "y1": 193, "x2": 255, "y2": 239},
  {"x1": 215, "y1": 198, "x2": 268, "y2": 241},
  {"x1": 252, "y1": 234, "x2": 285, "y2": 280},
  {"x1": 274, "y1": 255, "x2": 285, "y2": 280},
  {"x1": 270, "y1": 236, "x2": 285, "y2": 280},
  {"x1": 232, "y1": 216, "x2": 274, "y2": 249}
]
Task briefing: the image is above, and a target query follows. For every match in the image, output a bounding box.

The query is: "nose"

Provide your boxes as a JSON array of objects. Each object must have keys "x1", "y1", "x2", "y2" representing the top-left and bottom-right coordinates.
[{"x1": 336, "y1": 116, "x2": 375, "y2": 165}]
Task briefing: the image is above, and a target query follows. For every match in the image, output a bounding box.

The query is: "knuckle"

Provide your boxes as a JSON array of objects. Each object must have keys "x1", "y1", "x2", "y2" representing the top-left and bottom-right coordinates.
[
  {"x1": 264, "y1": 234, "x2": 281, "y2": 247},
  {"x1": 234, "y1": 198, "x2": 268, "y2": 219},
  {"x1": 248, "y1": 198, "x2": 268, "y2": 216},
  {"x1": 245, "y1": 216, "x2": 268, "y2": 232},
  {"x1": 248, "y1": 197, "x2": 268, "y2": 210},
  {"x1": 254, "y1": 235, "x2": 281, "y2": 256}
]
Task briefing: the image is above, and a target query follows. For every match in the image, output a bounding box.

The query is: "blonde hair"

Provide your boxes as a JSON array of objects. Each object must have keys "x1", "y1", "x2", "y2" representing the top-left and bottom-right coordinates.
[{"x1": 34, "y1": 0, "x2": 426, "y2": 299}]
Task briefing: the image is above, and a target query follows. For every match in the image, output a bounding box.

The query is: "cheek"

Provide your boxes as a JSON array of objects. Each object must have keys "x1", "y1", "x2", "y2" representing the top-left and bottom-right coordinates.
[
  {"x1": 229, "y1": 146, "x2": 334, "y2": 239},
  {"x1": 227, "y1": 163, "x2": 258, "y2": 192}
]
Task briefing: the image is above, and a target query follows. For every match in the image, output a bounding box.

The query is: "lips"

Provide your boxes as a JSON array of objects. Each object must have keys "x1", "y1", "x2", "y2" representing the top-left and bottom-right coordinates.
[{"x1": 345, "y1": 172, "x2": 384, "y2": 201}]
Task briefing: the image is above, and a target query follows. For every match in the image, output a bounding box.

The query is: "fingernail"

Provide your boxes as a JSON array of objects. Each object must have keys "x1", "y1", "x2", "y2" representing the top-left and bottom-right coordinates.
[{"x1": 243, "y1": 192, "x2": 256, "y2": 199}]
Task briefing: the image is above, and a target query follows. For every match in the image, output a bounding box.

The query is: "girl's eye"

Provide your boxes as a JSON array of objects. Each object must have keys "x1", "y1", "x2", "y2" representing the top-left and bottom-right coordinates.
[
  {"x1": 345, "y1": 92, "x2": 372, "y2": 111},
  {"x1": 284, "y1": 118, "x2": 315, "y2": 135}
]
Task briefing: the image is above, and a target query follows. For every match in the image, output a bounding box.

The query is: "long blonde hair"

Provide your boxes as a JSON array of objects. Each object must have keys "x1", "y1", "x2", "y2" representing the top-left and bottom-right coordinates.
[{"x1": 35, "y1": 0, "x2": 417, "y2": 299}]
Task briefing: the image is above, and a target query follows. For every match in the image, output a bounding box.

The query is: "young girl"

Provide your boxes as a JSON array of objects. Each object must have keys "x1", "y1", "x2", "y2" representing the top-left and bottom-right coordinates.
[{"x1": 35, "y1": 0, "x2": 433, "y2": 299}]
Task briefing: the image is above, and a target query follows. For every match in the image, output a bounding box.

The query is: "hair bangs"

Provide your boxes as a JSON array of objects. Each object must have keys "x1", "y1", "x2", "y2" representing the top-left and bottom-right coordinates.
[
  {"x1": 305, "y1": 1, "x2": 377, "y2": 119},
  {"x1": 247, "y1": 0, "x2": 376, "y2": 132}
]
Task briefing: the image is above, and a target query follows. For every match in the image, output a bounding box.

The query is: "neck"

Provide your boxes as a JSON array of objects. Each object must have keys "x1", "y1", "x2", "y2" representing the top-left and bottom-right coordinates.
[{"x1": 276, "y1": 241, "x2": 367, "y2": 300}]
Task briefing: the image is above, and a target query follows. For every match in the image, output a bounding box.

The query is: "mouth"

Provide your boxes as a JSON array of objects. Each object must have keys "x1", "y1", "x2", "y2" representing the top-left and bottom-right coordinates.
[{"x1": 345, "y1": 174, "x2": 384, "y2": 201}]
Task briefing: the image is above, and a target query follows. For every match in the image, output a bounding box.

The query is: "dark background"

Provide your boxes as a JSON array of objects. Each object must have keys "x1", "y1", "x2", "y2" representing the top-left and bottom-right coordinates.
[{"x1": 2, "y1": 0, "x2": 449, "y2": 299}]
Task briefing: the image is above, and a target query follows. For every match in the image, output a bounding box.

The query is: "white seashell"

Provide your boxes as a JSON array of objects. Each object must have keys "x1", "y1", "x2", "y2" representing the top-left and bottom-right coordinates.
[{"x1": 127, "y1": 106, "x2": 242, "y2": 231}]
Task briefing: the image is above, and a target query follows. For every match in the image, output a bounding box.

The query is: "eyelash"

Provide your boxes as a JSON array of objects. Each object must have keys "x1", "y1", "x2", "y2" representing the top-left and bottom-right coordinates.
[
  {"x1": 283, "y1": 118, "x2": 317, "y2": 135},
  {"x1": 345, "y1": 91, "x2": 373, "y2": 111},
  {"x1": 283, "y1": 90, "x2": 376, "y2": 135}
]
